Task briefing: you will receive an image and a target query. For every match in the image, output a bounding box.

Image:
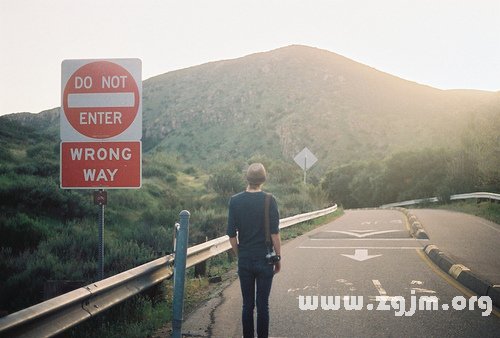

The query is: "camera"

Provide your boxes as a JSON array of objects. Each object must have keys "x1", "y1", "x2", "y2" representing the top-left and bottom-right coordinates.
[{"x1": 266, "y1": 251, "x2": 281, "y2": 265}]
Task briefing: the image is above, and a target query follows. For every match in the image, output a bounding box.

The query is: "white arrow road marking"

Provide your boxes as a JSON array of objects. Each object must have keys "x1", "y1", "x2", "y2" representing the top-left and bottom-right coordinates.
[
  {"x1": 341, "y1": 249, "x2": 382, "y2": 261},
  {"x1": 326, "y1": 229, "x2": 402, "y2": 238}
]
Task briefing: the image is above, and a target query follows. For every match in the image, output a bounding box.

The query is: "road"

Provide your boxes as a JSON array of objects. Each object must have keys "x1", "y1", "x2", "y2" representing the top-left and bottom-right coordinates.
[
  {"x1": 184, "y1": 209, "x2": 500, "y2": 337},
  {"x1": 410, "y1": 208, "x2": 500, "y2": 284}
]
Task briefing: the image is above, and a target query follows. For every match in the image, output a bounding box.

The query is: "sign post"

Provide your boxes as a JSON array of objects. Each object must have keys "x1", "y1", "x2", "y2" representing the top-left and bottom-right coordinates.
[
  {"x1": 293, "y1": 147, "x2": 318, "y2": 184},
  {"x1": 94, "y1": 190, "x2": 107, "y2": 280},
  {"x1": 60, "y1": 58, "x2": 142, "y2": 281}
]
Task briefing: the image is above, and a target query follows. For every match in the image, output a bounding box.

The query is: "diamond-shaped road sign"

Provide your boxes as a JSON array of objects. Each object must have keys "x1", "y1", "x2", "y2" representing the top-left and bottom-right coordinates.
[{"x1": 294, "y1": 147, "x2": 318, "y2": 171}]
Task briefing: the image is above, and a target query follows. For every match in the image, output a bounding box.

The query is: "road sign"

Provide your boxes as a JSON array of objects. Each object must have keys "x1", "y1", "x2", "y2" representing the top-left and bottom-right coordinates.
[
  {"x1": 60, "y1": 141, "x2": 141, "y2": 189},
  {"x1": 294, "y1": 147, "x2": 318, "y2": 171},
  {"x1": 61, "y1": 59, "x2": 142, "y2": 141},
  {"x1": 294, "y1": 147, "x2": 318, "y2": 183}
]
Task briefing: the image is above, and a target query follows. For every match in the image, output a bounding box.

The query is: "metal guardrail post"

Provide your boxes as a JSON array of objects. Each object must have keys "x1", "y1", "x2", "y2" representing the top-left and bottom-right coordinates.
[{"x1": 172, "y1": 210, "x2": 190, "y2": 338}]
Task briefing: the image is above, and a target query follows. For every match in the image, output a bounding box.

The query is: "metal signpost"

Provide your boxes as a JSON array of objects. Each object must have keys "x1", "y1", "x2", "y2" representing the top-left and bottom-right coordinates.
[
  {"x1": 60, "y1": 59, "x2": 142, "y2": 281},
  {"x1": 172, "y1": 211, "x2": 190, "y2": 338},
  {"x1": 94, "y1": 189, "x2": 107, "y2": 280},
  {"x1": 293, "y1": 147, "x2": 318, "y2": 184}
]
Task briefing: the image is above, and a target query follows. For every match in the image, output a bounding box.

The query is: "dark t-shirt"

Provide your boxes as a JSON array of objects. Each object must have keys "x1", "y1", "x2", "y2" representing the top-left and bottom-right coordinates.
[{"x1": 226, "y1": 191, "x2": 280, "y2": 259}]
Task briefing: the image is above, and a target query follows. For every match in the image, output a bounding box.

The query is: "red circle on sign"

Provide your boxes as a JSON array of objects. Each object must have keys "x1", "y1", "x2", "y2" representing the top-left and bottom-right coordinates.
[{"x1": 62, "y1": 61, "x2": 139, "y2": 139}]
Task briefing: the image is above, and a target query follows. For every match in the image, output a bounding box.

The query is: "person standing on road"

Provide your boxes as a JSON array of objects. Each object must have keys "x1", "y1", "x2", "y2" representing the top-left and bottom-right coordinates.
[{"x1": 227, "y1": 162, "x2": 281, "y2": 338}]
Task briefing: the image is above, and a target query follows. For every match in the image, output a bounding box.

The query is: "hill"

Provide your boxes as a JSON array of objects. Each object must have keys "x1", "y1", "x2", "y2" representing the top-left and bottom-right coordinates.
[
  {"x1": 1, "y1": 44, "x2": 498, "y2": 320},
  {"x1": 140, "y1": 45, "x2": 498, "y2": 171},
  {"x1": 6, "y1": 45, "x2": 498, "y2": 173}
]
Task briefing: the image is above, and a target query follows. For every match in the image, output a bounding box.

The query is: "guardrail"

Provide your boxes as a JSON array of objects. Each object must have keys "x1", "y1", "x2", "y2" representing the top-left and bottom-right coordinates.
[
  {"x1": 186, "y1": 204, "x2": 338, "y2": 268},
  {"x1": 450, "y1": 192, "x2": 500, "y2": 201},
  {"x1": 0, "y1": 204, "x2": 337, "y2": 338},
  {"x1": 380, "y1": 192, "x2": 499, "y2": 208},
  {"x1": 0, "y1": 255, "x2": 174, "y2": 338}
]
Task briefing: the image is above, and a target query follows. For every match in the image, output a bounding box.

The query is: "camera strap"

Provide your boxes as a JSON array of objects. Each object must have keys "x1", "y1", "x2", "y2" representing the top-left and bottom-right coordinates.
[{"x1": 264, "y1": 193, "x2": 272, "y2": 251}]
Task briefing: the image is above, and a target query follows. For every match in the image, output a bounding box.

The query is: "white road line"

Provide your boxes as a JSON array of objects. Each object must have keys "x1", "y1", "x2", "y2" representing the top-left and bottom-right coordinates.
[
  {"x1": 369, "y1": 280, "x2": 399, "y2": 302},
  {"x1": 298, "y1": 246, "x2": 422, "y2": 249},
  {"x1": 372, "y1": 280, "x2": 387, "y2": 296},
  {"x1": 411, "y1": 287, "x2": 436, "y2": 294},
  {"x1": 309, "y1": 238, "x2": 426, "y2": 241},
  {"x1": 478, "y1": 220, "x2": 500, "y2": 233}
]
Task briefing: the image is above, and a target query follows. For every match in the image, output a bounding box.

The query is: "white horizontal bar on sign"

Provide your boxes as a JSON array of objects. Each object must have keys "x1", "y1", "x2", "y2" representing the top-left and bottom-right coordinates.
[{"x1": 67, "y1": 92, "x2": 135, "y2": 108}]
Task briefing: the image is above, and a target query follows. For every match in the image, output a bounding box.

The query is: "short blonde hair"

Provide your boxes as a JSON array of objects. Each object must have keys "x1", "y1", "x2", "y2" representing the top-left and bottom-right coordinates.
[{"x1": 246, "y1": 163, "x2": 267, "y2": 186}]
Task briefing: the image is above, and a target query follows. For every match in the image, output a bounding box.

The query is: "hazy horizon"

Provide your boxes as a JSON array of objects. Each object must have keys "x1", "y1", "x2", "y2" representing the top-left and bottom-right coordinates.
[{"x1": 1, "y1": 0, "x2": 499, "y2": 116}]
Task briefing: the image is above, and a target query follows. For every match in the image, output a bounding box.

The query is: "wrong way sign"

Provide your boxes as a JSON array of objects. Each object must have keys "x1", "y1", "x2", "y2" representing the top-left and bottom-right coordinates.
[
  {"x1": 60, "y1": 58, "x2": 142, "y2": 189},
  {"x1": 61, "y1": 59, "x2": 142, "y2": 141},
  {"x1": 60, "y1": 141, "x2": 141, "y2": 189}
]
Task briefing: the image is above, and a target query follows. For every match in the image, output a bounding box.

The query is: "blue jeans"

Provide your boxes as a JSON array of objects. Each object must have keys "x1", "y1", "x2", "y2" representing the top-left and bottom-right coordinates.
[{"x1": 238, "y1": 256, "x2": 274, "y2": 338}]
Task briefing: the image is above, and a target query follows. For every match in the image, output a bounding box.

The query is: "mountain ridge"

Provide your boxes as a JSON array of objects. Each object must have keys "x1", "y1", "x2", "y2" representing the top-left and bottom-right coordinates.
[
  {"x1": 4, "y1": 45, "x2": 498, "y2": 172},
  {"x1": 140, "y1": 44, "x2": 498, "y2": 170}
]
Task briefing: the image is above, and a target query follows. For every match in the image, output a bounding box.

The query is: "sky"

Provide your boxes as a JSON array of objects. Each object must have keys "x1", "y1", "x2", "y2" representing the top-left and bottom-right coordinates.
[{"x1": 1, "y1": 0, "x2": 499, "y2": 116}]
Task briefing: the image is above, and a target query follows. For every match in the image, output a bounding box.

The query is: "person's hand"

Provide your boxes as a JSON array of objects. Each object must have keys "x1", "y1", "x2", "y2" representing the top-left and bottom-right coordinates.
[{"x1": 274, "y1": 261, "x2": 281, "y2": 274}]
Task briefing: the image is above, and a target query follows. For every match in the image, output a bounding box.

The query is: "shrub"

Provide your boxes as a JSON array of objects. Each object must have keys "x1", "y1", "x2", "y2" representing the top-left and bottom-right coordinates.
[
  {"x1": 189, "y1": 207, "x2": 227, "y2": 243},
  {"x1": 207, "y1": 164, "x2": 245, "y2": 200},
  {"x1": 0, "y1": 213, "x2": 49, "y2": 252}
]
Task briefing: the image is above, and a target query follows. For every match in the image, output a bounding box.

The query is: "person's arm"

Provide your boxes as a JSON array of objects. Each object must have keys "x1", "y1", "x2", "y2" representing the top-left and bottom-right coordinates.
[
  {"x1": 227, "y1": 197, "x2": 238, "y2": 256},
  {"x1": 229, "y1": 236, "x2": 238, "y2": 256},
  {"x1": 271, "y1": 233, "x2": 281, "y2": 274},
  {"x1": 269, "y1": 195, "x2": 281, "y2": 273}
]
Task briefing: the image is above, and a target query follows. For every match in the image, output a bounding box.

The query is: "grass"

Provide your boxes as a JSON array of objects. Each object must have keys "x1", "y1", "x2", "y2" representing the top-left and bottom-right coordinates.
[{"x1": 432, "y1": 200, "x2": 500, "y2": 225}]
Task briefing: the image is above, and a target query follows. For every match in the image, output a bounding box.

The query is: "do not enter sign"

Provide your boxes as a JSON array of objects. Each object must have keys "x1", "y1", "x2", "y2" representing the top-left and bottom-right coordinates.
[
  {"x1": 60, "y1": 58, "x2": 142, "y2": 189},
  {"x1": 61, "y1": 59, "x2": 142, "y2": 140}
]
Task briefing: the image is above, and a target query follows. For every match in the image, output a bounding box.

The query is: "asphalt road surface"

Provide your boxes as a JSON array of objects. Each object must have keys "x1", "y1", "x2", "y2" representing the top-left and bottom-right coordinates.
[
  {"x1": 203, "y1": 209, "x2": 500, "y2": 337},
  {"x1": 410, "y1": 208, "x2": 500, "y2": 284}
]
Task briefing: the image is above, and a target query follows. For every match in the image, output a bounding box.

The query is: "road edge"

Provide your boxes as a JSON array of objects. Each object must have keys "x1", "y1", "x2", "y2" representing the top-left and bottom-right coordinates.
[
  {"x1": 392, "y1": 207, "x2": 429, "y2": 239},
  {"x1": 423, "y1": 244, "x2": 500, "y2": 309},
  {"x1": 395, "y1": 207, "x2": 499, "y2": 309}
]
